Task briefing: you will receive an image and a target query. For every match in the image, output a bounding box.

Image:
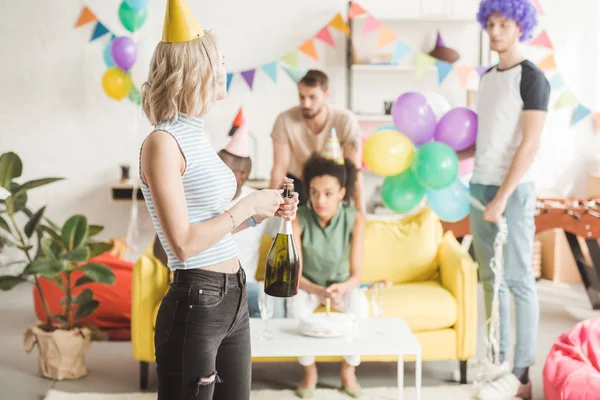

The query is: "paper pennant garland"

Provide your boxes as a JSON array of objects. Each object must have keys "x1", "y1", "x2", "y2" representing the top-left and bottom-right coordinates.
[
  {"x1": 554, "y1": 90, "x2": 577, "y2": 109},
  {"x1": 241, "y1": 69, "x2": 256, "y2": 90},
  {"x1": 226, "y1": 73, "x2": 233, "y2": 92},
  {"x1": 75, "y1": 7, "x2": 97, "y2": 27},
  {"x1": 436, "y1": 61, "x2": 453, "y2": 84},
  {"x1": 362, "y1": 15, "x2": 381, "y2": 36},
  {"x1": 282, "y1": 65, "x2": 308, "y2": 83},
  {"x1": 348, "y1": 2, "x2": 367, "y2": 19},
  {"x1": 329, "y1": 13, "x2": 349, "y2": 34},
  {"x1": 572, "y1": 104, "x2": 591, "y2": 125},
  {"x1": 416, "y1": 53, "x2": 437, "y2": 78},
  {"x1": 377, "y1": 26, "x2": 396, "y2": 49},
  {"x1": 229, "y1": 108, "x2": 244, "y2": 136},
  {"x1": 281, "y1": 50, "x2": 299, "y2": 67},
  {"x1": 549, "y1": 73, "x2": 564, "y2": 90},
  {"x1": 262, "y1": 61, "x2": 278, "y2": 83},
  {"x1": 532, "y1": 0, "x2": 545, "y2": 15},
  {"x1": 315, "y1": 26, "x2": 335, "y2": 48},
  {"x1": 594, "y1": 113, "x2": 600, "y2": 132},
  {"x1": 391, "y1": 41, "x2": 412, "y2": 64},
  {"x1": 529, "y1": 30, "x2": 553, "y2": 49},
  {"x1": 90, "y1": 22, "x2": 110, "y2": 41},
  {"x1": 538, "y1": 54, "x2": 557, "y2": 71},
  {"x1": 476, "y1": 65, "x2": 490, "y2": 77},
  {"x1": 455, "y1": 65, "x2": 473, "y2": 88},
  {"x1": 299, "y1": 39, "x2": 319, "y2": 60}
]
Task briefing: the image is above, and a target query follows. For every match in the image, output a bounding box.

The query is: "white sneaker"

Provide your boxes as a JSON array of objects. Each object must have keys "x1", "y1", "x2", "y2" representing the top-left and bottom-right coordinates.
[
  {"x1": 475, "y1": 372, "x2": 521, "y2": 400},
  {"x1": 453, "y1": 359, "x2": 510, "y2": 383}
]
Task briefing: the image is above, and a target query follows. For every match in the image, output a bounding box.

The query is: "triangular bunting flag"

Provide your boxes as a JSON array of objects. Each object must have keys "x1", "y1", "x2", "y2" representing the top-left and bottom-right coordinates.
[
  {"x1": 282, "y1": 65, "x2": 308, "y2": 84},
  {"x1": 226, "y1": 73, "x2": 233, "y2": 92},
  {"x1": 362, "y1": 15, "x2": 381, "y2": 36},
  {"x1": 391, "y1": 41, "x2": 412, "y2": 64},
  {"x1": 315, "y1": 26, "x2": 335, "y2": 48},
  {"x1": 572, "y1": 104, "x2": 591, "y2": 125},
  {"x1": 228, "y1": 108, "x2": 244, "y2": 136},
  {"x1": 281, "y1": 50, "x2": 299, "y2": 68},
  {"x1": 554, "y1": 90, "x2": 577, "y2": 109},
  {"x1": 436, "y1": 61, "x2": 453, "y2": 84},
  {"x1": 299, "y1": 39, "x2": 319, "y2": 60},
  {"x1": 90, "y1": 22, "x2": 110, "y2": 41},
  {"x1": 549, "y1": 73, "x2": 564, "y2": 90},
  {"x1": 594, "y1": 113, "x2": 600, "y2": 132},
  {"x1": 455, "y1": 65, "x2": 474, "y2": 88},
  {"x1": 348, "y1": 2, "x2": 367, "y2": 19},
  {"x1": 529, "y1": 30, "x2": 553, "y2": 49},
  {"x1": 532, "y1": 0, "x2": 545, "y2": 15},
  {"x1": 262, "y1": 61, "x2": 278, "y2": 83},
  {"x1": 476, "y1": 65, "x2": 490, "y2": 77},
  {"x1": 329, "y1": 13, "x2": 349, "y2": 35},
  {"x1": 416, "y1": 53, "x2": 437, "y2": 78},
  {"x1": 377, "y1": 26, "x2": 396, "y2": 49},
  {"x1": 75, "y1": 6, "x2": 97, "y2": 28},
  {"x1": 241, "y1": 69, "x2": 256, "y2": 90},
  {"x1": 538, "y1": 54, "x2": 557, "y2": 71}
]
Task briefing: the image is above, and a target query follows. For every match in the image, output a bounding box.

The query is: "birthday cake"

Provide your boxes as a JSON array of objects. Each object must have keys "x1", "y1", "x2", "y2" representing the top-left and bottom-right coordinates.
[{"x1": 298, "y1": 312, "x2": 354, "y2": 338}]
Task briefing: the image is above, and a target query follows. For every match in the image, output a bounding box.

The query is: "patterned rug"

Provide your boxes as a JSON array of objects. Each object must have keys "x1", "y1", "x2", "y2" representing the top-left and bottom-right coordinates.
[{"x1": 45, "y1": 385, "x2": 474, "y2": 399}]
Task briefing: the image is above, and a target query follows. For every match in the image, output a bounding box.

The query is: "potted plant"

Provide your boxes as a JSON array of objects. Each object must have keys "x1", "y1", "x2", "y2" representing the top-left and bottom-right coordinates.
[{"x1": 0, "y1": 151, "x2": 115, "y2": 380}]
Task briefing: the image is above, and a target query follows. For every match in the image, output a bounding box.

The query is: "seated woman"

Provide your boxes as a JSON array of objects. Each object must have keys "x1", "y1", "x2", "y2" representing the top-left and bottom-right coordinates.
[{"x1": 288, "y1": 153, "x2": 369, "y2": 399}]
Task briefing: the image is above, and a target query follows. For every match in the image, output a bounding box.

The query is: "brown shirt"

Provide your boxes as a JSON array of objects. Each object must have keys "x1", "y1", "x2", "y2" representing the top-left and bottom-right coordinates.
[{"x1": 271, "y1": 105, "x2": 361, "y2": 178}]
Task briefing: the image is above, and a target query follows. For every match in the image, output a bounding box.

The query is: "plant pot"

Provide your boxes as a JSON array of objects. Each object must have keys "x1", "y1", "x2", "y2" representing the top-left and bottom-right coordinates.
[{"x1": 23, "y1": 324, "x2": 92, "y2": 380}]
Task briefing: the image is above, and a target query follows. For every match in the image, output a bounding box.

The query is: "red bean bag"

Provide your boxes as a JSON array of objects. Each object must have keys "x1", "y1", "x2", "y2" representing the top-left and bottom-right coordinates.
[
  {"x1": 543, "y1": 317, "x2": 600, "y2": 400},
  {"x1": 33, "y1": 252, "x2": 133, "y2": 341}
]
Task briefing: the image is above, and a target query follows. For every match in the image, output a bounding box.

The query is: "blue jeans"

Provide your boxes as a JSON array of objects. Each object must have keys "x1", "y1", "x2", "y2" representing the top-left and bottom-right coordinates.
[
  {"x1": 246, "y1": 281, "x2": 287, "y2": 318},
  {"x1": 470, "y1": 182, "x2": 539, "y2": 368}
]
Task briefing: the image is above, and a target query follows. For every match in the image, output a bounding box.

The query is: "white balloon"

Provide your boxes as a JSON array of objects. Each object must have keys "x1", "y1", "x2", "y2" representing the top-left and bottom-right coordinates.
[{"x1": 424, "y1": 91, "x2": 452, "y2": 120}]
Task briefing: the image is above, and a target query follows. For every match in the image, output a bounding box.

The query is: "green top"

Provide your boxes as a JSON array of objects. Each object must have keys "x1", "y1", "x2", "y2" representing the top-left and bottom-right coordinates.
[{"x1": 298, "y1": 204, "x2": 356, "y2": 287}]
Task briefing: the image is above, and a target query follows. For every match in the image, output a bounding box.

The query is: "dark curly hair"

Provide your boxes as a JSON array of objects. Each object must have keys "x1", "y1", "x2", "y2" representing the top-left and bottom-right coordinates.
[
  {"x1": 302, "y1": 154, "x2": 357, "y2": 202},
  {"x1": 476, "y1": 0, "x2": 538, "y2": 42}
]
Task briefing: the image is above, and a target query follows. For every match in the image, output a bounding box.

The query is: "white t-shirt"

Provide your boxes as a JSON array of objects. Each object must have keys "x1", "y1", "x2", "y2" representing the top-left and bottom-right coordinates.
[
  {"x1": 229, "y1": 185, "x2": 277, "y2": 282},
  {"x1": 472, "y1": 60, "x2": 550, "y2": 186}
]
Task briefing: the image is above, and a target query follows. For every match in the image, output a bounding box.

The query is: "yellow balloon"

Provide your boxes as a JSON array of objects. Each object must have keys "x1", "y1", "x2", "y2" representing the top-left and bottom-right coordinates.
[
  {"x1": 102, "y1": 67, "x2": 133, "y2": 100},
  {"x1": 363, "y1": 130, "x2": 415, "y2": 176}
]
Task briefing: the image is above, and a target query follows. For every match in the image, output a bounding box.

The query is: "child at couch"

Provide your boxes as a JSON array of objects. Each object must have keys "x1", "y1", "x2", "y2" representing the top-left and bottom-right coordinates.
[{"x1": 287, "y1": 129, "x2": 369, "y2": 399}]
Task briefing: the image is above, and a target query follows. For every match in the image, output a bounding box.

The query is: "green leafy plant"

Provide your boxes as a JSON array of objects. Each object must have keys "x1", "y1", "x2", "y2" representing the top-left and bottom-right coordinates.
[{"x1": 0, "y1": 152, "x2": 115, "y2": 330}]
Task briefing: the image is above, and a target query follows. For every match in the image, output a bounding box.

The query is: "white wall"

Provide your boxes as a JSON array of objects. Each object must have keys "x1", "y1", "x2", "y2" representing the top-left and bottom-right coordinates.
[{"x1": 1, "y1": 0, "x2": 598, "y2": 261}]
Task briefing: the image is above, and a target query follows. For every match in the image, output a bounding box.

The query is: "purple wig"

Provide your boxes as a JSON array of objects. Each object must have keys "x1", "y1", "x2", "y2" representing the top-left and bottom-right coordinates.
[{"x1": 476, "y1": 0, "x2": 538, "y2": 42}]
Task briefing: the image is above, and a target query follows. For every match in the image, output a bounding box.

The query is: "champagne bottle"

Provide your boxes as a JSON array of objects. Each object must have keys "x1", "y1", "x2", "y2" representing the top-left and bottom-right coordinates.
[{"x1": 264, "y1": 182, "x2": 300, "y2": 298}]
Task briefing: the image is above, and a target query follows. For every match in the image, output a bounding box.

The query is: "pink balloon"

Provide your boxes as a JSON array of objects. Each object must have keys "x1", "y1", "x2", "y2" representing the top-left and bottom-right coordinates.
[
  {"x1": 434, "y1": 107, "x2": 478, "y2": 152},
  {"x1": 459, "y1": 157, "x2": 474, "y2": 176}
]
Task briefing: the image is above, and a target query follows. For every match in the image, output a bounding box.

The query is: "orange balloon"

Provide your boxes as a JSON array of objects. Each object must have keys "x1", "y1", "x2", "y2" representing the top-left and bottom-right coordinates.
[{"x1": 102, "y1": 67, "x2": 132, "y2": 100}]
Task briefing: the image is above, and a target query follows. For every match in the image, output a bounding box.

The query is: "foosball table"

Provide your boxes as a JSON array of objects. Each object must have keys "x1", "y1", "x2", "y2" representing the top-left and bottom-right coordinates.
[{"x1": 441, "y1": 197, "x2": 600, "y2": 310}]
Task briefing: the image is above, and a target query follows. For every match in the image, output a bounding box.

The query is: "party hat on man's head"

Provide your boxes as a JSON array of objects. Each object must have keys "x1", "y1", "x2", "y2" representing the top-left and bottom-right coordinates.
[
  {"x1": 228, "y1": 107, "x2": 244, "y2": 136},
  {"x1": 162, "y1": 0, "x2": 204, "y2": 43},
  {"x1": 322, "y1": 128, "x2": 345, "y2": 165},
  {"x1": 225, "y1": 108, "x2": 250, "y2": 157}
]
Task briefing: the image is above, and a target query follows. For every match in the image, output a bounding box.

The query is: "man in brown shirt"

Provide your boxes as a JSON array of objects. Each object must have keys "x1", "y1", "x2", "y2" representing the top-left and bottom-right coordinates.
[{"x1": 269, "y1": 69, "x2": 364, "y2": 212}]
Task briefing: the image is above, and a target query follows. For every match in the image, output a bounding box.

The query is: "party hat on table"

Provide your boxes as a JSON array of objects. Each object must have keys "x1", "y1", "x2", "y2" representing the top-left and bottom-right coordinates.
[
  {"x1": 322, "y1": 128, "x2": 344, "y2": 165},
  {"x1": 225, "y1": 108, "x2": 250, "y2": 157},
  {"x1": 162, "y1": 0, "x2": 204, "y2": 43}
]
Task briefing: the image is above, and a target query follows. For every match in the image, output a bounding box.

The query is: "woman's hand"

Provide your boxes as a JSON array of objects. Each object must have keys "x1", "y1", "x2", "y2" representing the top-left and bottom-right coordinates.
[
  {"x1": 244, "y1": 189, "x2": 284, "y2": 219},
  {"x1": 276, "y1": 192, "x2": 299, "y2": 221}
]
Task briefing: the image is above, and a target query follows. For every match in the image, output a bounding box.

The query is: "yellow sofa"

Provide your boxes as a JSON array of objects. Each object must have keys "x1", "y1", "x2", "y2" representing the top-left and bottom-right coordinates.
[{"x1": 131, "y1": 207, "x2": 477, "y2": 389}]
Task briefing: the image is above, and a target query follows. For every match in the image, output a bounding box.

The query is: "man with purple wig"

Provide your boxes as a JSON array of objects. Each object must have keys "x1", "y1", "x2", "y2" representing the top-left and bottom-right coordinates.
[{"x1": 460, "y1": 1, "x2": 550, "y2": 399}]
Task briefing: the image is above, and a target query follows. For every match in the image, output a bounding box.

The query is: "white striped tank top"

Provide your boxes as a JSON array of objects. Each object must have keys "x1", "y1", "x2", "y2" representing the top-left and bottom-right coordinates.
[{"x1": 140, "y1": 114, "x2": 238, "y2": 270}]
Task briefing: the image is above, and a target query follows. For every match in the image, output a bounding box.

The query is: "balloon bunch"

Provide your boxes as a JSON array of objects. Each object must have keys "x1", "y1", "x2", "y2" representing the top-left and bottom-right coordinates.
[
  {"x1": 102, "y1": 0, "x2": 149, "y2": 102},
  {"x1": 363, "y1": 91, "x2": 478, "y2": 222}
]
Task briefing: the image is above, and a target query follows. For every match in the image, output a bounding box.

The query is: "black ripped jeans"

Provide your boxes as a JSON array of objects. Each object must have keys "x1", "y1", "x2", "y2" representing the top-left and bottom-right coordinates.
[{"x1": 154, "y1": 266, "x2": 251, "y2": 400}]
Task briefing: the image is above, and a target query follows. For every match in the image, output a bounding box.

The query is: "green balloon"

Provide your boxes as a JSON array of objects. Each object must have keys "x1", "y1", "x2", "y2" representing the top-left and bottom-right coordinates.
[
  {"x1": 119, "y1": 1, "x2": 147, "y2": 33},
  {"x1": 381, "y1": 169, "x2": 426, "y2": 214},
  {"x1": 411, "y1": 142, "x2": 459, "y2": 190}
]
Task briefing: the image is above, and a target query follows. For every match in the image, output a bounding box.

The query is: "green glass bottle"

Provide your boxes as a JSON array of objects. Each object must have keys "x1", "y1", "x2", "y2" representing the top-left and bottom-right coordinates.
[{"x1": 264, "y1": 182, "x2": 300, "y2": 298}]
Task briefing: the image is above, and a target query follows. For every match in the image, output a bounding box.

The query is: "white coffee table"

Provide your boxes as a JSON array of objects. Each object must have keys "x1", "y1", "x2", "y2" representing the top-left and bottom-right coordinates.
[{"x1": 250, "y1": 317, "x2": 422, "y2": 400}]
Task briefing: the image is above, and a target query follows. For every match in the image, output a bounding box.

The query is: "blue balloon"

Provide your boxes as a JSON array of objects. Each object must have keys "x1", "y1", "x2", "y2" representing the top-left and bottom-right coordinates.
[
  {"x1": 125, "y1": 0, "x2": 150, "y2": 12},
  {"x1": 104, "y1": 38, "x2": 115, "y2": 67},
  {"x1": 426, "y1": 180, "x2": 471, "y2": 222},
  {"x1": 375, "y1": 124, "x2": 397, "y2": 132}
]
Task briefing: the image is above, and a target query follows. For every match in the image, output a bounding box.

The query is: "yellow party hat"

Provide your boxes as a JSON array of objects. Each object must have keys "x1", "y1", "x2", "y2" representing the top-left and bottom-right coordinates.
[
  {"x1": 322, "y1": 128, "x2": 345, "y2": 165},
  {"x1": 162, "y1": 0, "x2": 204, "y2": 43}
]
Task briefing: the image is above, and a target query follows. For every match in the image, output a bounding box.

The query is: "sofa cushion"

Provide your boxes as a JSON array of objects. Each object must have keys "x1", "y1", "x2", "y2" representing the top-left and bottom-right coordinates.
[
  {"x1": 374, "y1": 281, "x2": 457, "y2": 332},
  {"x1": 362, "y1": 207, "x2": 443, "y2": 284}
]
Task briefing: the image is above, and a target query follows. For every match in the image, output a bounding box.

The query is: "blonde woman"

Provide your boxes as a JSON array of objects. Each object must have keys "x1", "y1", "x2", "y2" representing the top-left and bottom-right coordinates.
[{"x1": 139, "y1": 1, "x2": 298, "y2": 399}]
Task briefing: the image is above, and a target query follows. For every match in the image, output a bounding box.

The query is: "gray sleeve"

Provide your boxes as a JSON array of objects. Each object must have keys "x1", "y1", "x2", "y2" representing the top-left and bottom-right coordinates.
[{"x1": 520, "y1": 64, "x2": 551, "y2": 111}]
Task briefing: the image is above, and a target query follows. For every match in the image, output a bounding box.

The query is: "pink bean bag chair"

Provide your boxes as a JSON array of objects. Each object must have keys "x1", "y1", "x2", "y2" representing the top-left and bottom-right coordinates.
[{"x1": 543, "y1": 317, "x2": 600, "y2": 400}]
